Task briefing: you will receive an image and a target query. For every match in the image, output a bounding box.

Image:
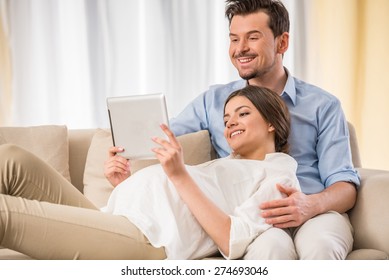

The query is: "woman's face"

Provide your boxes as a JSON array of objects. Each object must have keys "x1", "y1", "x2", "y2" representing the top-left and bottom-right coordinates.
[{"x1": 223, "y1": 95, "x2": 275, "y2": 159}]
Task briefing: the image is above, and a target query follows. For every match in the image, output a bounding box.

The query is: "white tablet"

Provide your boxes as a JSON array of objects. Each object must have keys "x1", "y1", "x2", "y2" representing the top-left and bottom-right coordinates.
[{"x1": 107, "y1": 93, "x2": 169, "y2": 159}]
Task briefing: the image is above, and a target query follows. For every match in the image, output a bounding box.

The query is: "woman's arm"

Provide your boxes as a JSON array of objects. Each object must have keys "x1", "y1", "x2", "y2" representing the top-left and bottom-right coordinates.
[{"x1": 152, "y1": 124, "x2": 231, "y2": 256}]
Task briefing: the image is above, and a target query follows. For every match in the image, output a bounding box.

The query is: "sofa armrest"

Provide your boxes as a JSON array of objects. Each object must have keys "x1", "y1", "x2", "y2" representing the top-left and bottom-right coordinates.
[{"x1": 349, "y1": 168, "x2": 389, "y2": 255}]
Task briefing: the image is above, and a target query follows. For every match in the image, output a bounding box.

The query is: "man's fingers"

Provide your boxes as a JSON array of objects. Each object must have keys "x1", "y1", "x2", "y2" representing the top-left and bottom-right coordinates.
[
  {"x1": 261, "y1": 205, "x2": 291, "y2": 218},
  {"x1": 260, "y1": 197, "x2": 289, "y2": 210},
  {"x1": 276, "y1": 183, "x2": 298, "y2": 196}
]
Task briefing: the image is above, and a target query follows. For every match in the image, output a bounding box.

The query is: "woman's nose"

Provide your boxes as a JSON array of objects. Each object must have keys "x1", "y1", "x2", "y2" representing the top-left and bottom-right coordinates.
[{"x1": 226, "y1": 117, "x2": 238, "y2": 128}]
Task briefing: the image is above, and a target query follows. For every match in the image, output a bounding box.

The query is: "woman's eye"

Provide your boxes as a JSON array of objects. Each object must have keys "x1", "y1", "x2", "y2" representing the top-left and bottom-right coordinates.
[{"x1": 239, "y1": 112, "x2": 249, "y2": 117}]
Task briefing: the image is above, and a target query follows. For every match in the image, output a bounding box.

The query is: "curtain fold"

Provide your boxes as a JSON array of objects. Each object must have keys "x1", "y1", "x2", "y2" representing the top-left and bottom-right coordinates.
[
  {"x1": 103, "y1": 0, "x2": 237, "y2": 124},
  {"x1": 357, "y1": 0, "x2": 389, "y2": 170},
  {"x1": 0, "y1": 0, "x2": 12, "y2": 126},
  {"x1": 3, "y1": 0, "x2": 237, "y2": 129},
  {"x1": 300, "y1": 0, "x2": 389, "y2": 170}
]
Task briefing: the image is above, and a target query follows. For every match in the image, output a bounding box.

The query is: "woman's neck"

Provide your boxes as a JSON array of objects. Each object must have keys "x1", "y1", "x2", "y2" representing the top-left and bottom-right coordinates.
[{"x1": 235, "y1": 146, "x2": 276, "y2": 161}]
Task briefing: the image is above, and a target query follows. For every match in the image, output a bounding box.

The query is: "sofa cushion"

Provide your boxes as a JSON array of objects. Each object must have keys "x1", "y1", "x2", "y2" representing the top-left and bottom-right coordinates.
[
  {"x1": 350, "y1": 168, "x2": 389, "y2": 255},
  {"x1": 83, "y1": 129, "x2": 213, "y2": 208},
  {"x1": 82, "y1": 129, "x2": 115, "y2": 208},
  {"x1": 0, "y1": 125, "x2": 71, "y2": 181},
  {"x1": 346, "y1": 249, "x2": 388, "y2": 260}
]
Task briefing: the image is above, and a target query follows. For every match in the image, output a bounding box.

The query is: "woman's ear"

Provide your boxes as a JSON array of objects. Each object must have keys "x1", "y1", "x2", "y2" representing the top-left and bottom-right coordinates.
[{"x1": 268, "y1": 123, "x2": 275, "y2": 132}]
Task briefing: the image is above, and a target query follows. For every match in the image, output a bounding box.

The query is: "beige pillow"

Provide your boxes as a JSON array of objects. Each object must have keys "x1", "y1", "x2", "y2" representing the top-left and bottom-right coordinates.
[
  {"x1": 0, "y1": 125, "x2": 71, "y2": 181},
  {"x1": 83, "y1": 128, "x2": 213, "y2": 208}
]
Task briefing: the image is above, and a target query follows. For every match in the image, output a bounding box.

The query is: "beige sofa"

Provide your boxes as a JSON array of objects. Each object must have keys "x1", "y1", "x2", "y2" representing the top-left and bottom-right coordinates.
[{"x1": 0, "y1": 124, "x2": 388, "y2": 260}]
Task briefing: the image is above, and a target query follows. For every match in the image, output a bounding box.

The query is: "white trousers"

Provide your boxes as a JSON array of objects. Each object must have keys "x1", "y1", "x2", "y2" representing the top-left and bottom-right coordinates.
[{"x1": 243, "y1": 211, "x2": 354, "y2": 260}]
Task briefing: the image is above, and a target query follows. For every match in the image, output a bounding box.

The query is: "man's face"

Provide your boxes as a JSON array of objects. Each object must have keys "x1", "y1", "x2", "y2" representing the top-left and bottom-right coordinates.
[{"x1": 228, "y1": 11, "x2": 279, "y2": 81}]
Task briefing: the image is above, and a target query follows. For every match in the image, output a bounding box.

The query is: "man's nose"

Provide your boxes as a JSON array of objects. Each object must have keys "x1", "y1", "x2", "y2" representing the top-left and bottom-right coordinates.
[{"x1": 236, "y1": 39, "x2": 249, "y2": 54}]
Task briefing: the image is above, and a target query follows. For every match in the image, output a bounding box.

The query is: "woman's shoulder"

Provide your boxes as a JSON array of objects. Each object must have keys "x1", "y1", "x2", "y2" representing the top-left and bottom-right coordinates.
[{"x1": 264, "y1": 153, "x2": 298, "y2": 171}]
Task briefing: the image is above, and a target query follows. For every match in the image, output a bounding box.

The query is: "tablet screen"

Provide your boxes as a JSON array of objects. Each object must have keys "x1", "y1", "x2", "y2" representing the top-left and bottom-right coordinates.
[{"x1": 107, "y1": 93, "x2": 169, "y2": 159}]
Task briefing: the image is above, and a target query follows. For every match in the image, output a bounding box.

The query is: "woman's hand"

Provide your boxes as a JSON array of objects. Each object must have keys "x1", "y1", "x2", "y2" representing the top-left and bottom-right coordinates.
[
  {"x1": 104, "y1": 146, "x2": 131, "y2": 187},
  {"x1": 152, "y1": 124, "x2": 187, "y2": 181}
]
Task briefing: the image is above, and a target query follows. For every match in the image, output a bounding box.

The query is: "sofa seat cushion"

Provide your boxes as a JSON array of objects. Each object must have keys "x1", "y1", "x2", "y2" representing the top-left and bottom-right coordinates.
[
  {"x1": 0, "y1": 125, "x2": 71, "y2": 181},
  {"x1": 0, "y1": 248, "x2": 32, "y2": 260},
  {"x1": 83, "y1": 129, "x2": 214, "y2": 208},
  {"x1": 346, "y1": 249, "x2": 388, "y2": 260}
]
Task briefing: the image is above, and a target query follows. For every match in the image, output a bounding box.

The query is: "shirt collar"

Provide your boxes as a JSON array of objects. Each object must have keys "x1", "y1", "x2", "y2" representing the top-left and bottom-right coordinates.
[
  {"x1": 282, "y1": 68, "x2": 297, "y2": 106},
  {"x1": 243, "y1": 67, "x2": 297, "y2": 106}
]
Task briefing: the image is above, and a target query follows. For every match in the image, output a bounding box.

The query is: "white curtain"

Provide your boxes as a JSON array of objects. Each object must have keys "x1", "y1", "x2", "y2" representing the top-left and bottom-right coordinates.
[
  {"x1": 102, "y1": 0, "x2": 240, "y2": 124},
  {"x1": 2, "y1": 1, "x2": 389, "y2": 170},
  {"x1": 2, "y1": 0, "x2": 305, "y2": 129},
  {"x1": 3, "y1": 0, "x2": 245, "y2": 128},
  {"x1": 4, "y1": 0, "x2": 90, "y2": 127}
]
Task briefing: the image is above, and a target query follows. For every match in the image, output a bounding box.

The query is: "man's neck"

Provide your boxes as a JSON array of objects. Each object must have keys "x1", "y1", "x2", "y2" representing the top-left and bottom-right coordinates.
[{"x1": 247, "y1": 67, "x2": 288, "y2": 95}]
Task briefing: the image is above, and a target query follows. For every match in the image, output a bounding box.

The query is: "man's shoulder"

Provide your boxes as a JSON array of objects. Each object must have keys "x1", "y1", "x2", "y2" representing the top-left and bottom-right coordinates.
[
  {"x1": 206, "y1": 80, "x2": 246, "y2": 95},
  {"x1": 293, "y1": 77, "x2": 340, "y2": 103}
]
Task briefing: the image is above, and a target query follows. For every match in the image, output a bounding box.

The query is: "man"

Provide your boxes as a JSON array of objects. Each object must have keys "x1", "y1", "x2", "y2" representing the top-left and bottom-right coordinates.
[{"x1": 106, "y1": 0, "x2": 359, "y2": 259}]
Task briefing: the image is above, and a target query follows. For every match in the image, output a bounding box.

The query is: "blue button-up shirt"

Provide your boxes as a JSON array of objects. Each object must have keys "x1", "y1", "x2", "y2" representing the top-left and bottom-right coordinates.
[{"x1": 170, "y1": 72, "x2": 360, "y2": 194}]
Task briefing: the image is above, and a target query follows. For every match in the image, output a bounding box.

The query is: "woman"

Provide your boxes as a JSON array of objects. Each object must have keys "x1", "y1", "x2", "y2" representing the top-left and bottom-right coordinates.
[{"x1": 0, "y1": 85, "x2": 299, "y2": 259}]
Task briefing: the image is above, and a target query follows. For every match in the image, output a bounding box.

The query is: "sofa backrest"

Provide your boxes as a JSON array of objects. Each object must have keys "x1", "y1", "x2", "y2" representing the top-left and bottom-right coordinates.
[
  {"x1": 348, "y1": 122, "x2": 361, "y2": 168},
  {"x1": 67, "y1": 122, "x2": 362, "y2": 193}
]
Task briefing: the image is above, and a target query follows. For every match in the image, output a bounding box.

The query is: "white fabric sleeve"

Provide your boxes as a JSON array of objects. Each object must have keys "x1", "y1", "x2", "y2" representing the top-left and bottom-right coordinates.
[{"x1": 221, "y1": 173, "x2": 300, "y2": 260}]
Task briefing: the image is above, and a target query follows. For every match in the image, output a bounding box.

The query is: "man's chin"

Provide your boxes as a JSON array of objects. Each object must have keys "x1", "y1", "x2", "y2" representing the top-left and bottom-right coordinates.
[
  {"x1": 239, "y1": 72, "x2": 257, "y2": 80},
  {"x1": 236, "y1": 68, "x2": 257, "y2": 80}
]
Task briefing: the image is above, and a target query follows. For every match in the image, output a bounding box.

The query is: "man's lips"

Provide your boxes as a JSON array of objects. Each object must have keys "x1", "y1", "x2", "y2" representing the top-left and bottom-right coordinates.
[
  {"x1": 235, "y1": 54, "x2": 256, "y2": 64},
  {"x1": 237, "y1": 57, "x2": 254, "y2": 64}
]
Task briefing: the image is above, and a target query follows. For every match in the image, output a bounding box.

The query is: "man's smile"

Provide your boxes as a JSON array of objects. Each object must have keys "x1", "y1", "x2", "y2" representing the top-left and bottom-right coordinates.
[{"x1": 237, "y1": 57, "x2": 255, "y2": 64}]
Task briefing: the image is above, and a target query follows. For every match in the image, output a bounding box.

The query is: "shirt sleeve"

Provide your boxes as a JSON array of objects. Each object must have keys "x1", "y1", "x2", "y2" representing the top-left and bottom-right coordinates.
[
  {"x1": 169, "y1": 92, "x2": 209, "y2": 136},
  {"x1": 316, "y1": 99, "x2": 360, "y2": 188},
  {"x1": 221, "y1": 172, "x2": 301, "y2": 260}
]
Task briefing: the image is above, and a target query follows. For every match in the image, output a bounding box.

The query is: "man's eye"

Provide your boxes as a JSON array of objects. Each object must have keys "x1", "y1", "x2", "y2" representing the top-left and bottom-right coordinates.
[{"x1": 249, "y1": 37, "x2": 258, "y2": 41}]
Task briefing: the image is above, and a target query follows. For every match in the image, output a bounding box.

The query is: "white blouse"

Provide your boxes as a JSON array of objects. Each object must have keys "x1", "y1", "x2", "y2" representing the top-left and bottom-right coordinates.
[{"x1": 103, "y1": 153, "x2": 300, "y2": 259}]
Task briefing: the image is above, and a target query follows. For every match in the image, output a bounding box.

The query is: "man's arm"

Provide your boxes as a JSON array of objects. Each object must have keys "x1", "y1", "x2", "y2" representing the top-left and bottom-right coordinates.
[
  {"x1": 260, "y1": 181, "x2": 357, "y2": 228},
  {"x1": 169, "y1": 93, "x2": 209, "y2": 136}
]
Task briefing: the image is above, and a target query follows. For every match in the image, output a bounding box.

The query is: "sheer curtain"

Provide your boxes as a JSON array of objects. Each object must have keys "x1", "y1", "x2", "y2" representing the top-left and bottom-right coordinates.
[
  {"x1": 1, "y1": 0, "x2": 388, "y2": 169},
  {"x1": 100, "y1": 0, "x2": 239, "y2": 126},
  {"x1": 1, "y1": 0, "x2": 306, "y2": 129},
  {"x1": 299, "y1": 0, "x2": 389, "y2": 170},
  {"x1": 1, "y1": 0, "x2": 239, "y2": 128},
  {"x1": 0, "y1": 0, "x2": 12, "y2": 126}
]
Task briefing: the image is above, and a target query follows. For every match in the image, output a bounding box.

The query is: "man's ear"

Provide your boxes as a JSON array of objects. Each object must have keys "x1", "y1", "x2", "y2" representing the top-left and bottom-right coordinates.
[{"x1": 277, "y1": 32, "x2": 289, "y2": 54}]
